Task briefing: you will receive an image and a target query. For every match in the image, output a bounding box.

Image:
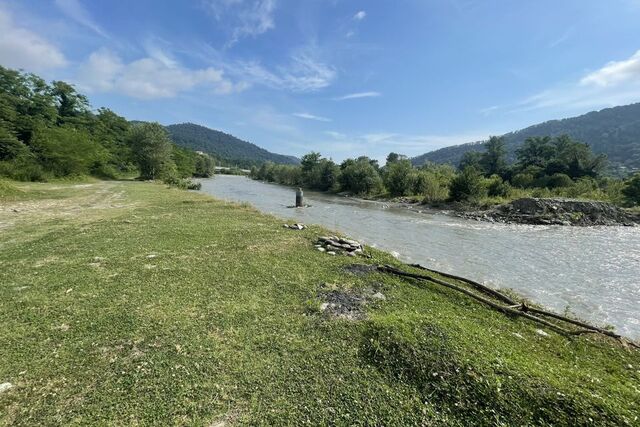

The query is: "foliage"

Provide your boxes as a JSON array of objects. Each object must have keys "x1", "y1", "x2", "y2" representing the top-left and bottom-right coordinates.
[
  {"x1": 128, "y1": 123, "x2": 176, "y2": 180},
  {"x1": 412, "y1": 102, "x2": 640, "y2": 171},
  {"x1": 339, "y1": 157, "x2": 383, "y2": 195},
  {"x1": 449, "y1": 166, "x2": 487, "y2": 202},
  {"x1": 166, "y1": 122, "x2": 299, "y2": 168},
  {"x1": 622, "y1": 173, "x2": 640, "y2": 205},
  {"x1": 0, "y1": 65, "x2": 209, "y2": 184},
  {"x1": 383, "y1": 159, "x2": 414, "y2": 197},
  {"x1": 479, "y1": 136, "x2": 507, "y2": 176}
]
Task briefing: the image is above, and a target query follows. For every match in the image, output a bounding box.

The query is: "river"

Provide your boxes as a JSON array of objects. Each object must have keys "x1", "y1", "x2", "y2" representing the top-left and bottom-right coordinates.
[{"x1": 200, "y1": 175, "x2": 640, "y2": 339}]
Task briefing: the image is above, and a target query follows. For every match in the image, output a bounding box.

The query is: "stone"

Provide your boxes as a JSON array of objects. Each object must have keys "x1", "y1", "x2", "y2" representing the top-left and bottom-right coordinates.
[
  {"x1": 346, "y1": 252, "x2": 356, "y2": 257},
  {"x1": 0, "y1": 383, "x2": 12, "y2": 393},
  {"x1": 535, "y1": 329, "x2": 550, "y2": 337},
  {"x1": 327, "y1": 251, "x2": 336, "y2": 256},
  {"x1": 371, "y1": 292, "x2": 386, "y2": 300},
  {"x1": 317, "y1": 247, "x2": 326, "y2": 252}
]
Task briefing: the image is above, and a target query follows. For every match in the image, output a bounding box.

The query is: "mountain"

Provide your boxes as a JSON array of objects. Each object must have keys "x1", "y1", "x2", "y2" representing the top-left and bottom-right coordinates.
[
  {"x1": 412, "y1": 103, "x2": 640, "y2": 172},
  {"x1": 166, "y1": 123, "x2": 299, "y2": 168}
]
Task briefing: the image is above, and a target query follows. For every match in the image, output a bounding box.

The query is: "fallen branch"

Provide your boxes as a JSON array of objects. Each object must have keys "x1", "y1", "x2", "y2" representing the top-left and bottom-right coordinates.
[
  {"x1": 379, "y1": 265, "x2": 576, "y2": 336},
  {"x1": 408, "y1": 263, "x2": 518, "y2": 306}
]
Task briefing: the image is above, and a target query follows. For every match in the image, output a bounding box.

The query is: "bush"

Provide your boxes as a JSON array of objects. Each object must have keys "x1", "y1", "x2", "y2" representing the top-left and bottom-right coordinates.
[
  {"x1": 544, "y1": 173, "x2": 573, "y2": 189},
  {"x1": 413, "y1": 170, "x2": 449, "y2": 203},
  {"x1": 511, "y1": 173, "x2": 534, "y2": 188},
  {"x1": 622, "y1": 173, "x2": 640, "y2": 205},
  {"x1": 487, "y1": 175, "x2": 511, "y2": 197},
  {"x1": 449, "y1": 167, "x2": 487, "y2": 202}
]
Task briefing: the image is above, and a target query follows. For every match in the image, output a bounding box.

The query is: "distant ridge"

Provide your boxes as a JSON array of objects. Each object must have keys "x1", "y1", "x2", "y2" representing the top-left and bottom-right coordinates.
[
  {"x1": 166, "y1": 123, "x2": 299, "y2": 168},
  {"x1": 411, "y1": 103, "x2": 640, "y2": 172}
]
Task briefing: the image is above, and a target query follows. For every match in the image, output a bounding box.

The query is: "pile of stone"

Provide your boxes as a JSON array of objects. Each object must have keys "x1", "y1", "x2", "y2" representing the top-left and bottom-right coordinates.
[
  {"x1": 315, "y1": 236, "x2": 364, "y2": 256},
  {"x1": 283, "y1": 223, "x2": 306, "y2": 230}
]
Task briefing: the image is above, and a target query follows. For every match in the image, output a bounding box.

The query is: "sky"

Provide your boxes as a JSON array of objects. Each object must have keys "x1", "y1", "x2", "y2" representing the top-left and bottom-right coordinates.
[{"x1": 2, "y1": 0, "x2": 640, "y2": 162}]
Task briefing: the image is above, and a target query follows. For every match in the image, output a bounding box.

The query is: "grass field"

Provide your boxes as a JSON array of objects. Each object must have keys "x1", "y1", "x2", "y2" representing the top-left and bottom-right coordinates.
[{"x1": 1, "y1": 181, "x2": 639, "y2": 426}]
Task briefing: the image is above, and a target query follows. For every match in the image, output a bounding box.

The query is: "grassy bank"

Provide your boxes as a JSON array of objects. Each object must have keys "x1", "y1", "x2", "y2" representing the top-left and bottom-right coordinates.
[{"x1": 1, "y1": 181, "x2": 639, "y2": 425}]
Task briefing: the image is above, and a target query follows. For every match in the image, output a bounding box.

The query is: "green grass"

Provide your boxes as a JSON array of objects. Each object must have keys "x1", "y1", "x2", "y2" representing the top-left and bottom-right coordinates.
[{"x1": 1, "y1": 181, "x2": 639, "y2": 426}]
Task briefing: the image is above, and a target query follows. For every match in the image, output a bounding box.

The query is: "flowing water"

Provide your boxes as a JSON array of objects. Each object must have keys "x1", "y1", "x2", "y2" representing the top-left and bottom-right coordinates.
[{"x1": 200, "y1": 175, "x2": 640, "y2": 339}]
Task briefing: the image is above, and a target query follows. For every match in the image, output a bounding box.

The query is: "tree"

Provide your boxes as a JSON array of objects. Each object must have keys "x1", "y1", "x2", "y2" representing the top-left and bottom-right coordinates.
[
  {"x1": 384, "y1": 159, "x2": 413, "y2": 196},
  {"x1": 338, "y1": 157, "x2": 383, "y2": 195},
  {"x1": 194, "y1": 153, "x2": 214, "y2": 178},
  {"x1": 128, "y1": 123, "x2": 176, "y2": 180},
  {"x1": 516, "y1": 136, "x2": 554, "y2": 169},
  {"x1": 458, "y1": 151, "x2": 483, "y2": 171},
  {"x1": 449, "y1": 167, "x2": 487, "y2": 202},
  {"x1": 622, "y1": 173, "x2": 640, "y2": 206},
  {"x1": 480, "y1": 136, "x2": 507, "y2": 176}
]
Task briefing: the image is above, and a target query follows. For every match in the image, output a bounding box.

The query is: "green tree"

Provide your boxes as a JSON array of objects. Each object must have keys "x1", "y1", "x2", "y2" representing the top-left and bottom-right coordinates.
[
  {"x1": 194, "y1": 153, "x2": 214, "y2": 178},
  {"x1": 128, "y1": 123, "x2": 176, "y2": 180},
  {"x1": 480, "y1": 136, "x2": 507, "y2": 176},
  {"x1": 384, "y1": 159, "x2": 413, "y2": 196},
  {"x1": 622, "y1": 173, "x2": 640, "y2": 205},
  {"x1": 339, "y1": 157, "x2": 383, "y2": 195},
  {"x1": 449, "y1": 167, "x2": 487, "y2": 202},
  {"x1": 458, "y1": 151, "x2": 483, "y2": 171},
  {"x1": 29, "y1": 126, "x2": 107, "y2": 177}
]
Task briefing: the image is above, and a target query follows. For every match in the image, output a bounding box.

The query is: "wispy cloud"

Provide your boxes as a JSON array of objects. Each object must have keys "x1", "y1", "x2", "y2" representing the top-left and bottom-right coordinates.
[
  {"x1": 516, "y1": 49, "x2": 640, "y2": 112},
  {"x1": 353, "y1": 10, "x2": 366, "y2": 21},
  {"x1": 293, "y1": 112, "x2": 331, "y2": 122},
  {"x1": 54, "y1": 0, "x2": 108, "y2": 38},
  {"x1": 205, "y1": 0, "x2": 276, "y2": 45},
  {"x1": 76, "y1": 48, "x2": 241, "y2": 99},
  {"x1": 232, "y1": 52, "x2": 336, "y2": 92},
  {"x1": 333, "y1": 91, "x2": 381, "y2": 100},
  {"x1": 0, "y1": 6, "x2": 67, "y2": 71}
]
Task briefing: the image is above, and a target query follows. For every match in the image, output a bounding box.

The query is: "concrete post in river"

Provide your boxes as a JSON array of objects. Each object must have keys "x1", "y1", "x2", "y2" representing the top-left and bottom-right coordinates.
[{"x1": 295, "y1": 188, "x2": 304, "y2": 207}]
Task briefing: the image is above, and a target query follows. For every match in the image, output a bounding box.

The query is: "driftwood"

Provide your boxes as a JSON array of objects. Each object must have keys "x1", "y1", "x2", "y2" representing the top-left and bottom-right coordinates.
[
  {"x1": 408, "y1": 263, "x2": 518, "y2": 305},
  {"x1": 379, "y1": 264, "x2": 640, "y2": 349},
  {"x1": 379, "y1": 265, "x2": 575, "y2": 336}
]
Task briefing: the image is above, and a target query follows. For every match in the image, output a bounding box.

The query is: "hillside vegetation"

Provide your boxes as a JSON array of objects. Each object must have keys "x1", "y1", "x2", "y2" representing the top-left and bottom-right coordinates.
[
  {"x1": 0, "y1": 66, "x2": 213, "y2": 187},
  {"x1": 167, "y1": 123, "x2": 299, "y2": 169},
  {"x1": 412, "y1": 103, "x2": 640, "y2": 173},
  {"x1": 1, "y1": 181, "x2": 638, "y2": 425}
]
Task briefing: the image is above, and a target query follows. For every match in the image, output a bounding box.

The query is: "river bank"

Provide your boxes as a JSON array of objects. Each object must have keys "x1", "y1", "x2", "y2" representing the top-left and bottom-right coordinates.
[{"x1": 1, "y1": 180, "x2": 639, "y2": 425}]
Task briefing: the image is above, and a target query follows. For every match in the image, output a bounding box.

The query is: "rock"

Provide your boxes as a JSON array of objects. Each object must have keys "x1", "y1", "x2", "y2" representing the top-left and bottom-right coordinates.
[
  {"x1": 457, "y1": 197, "x2": 639, "y2": 227},
  {"x1": 346, "y1": 252, "x2": 356, "y2": 257},
  {"x1": 371, "y1": 292, "x2": 386, "y2": 300},
  {"x1": 0, "y1": 383, "x2": 12, "y2": 393},
  {"x1": 146, "y1": 254, "x2": 157, "y2": 259},
  {"x1": 283, "y1": 224, "x2": 289, "y2": 228},
  {"x1": 317, "y1": 247, "x2": 326, "y2": 252},
  {"x1": 535, "y1": 329, "x2": 550, "y2": 337},
  {"x1": 327, "y1": 251, "x2": 336, "y2": 256}
]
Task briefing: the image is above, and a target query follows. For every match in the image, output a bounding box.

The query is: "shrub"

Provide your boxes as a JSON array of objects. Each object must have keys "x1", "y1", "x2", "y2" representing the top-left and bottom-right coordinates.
[
  {"x1": 545, "y1": 173, "x2": 573, "y2": 189},
  {"x1": 622, "y1": 173, "x2": 640, "y2": 205},
  {"x1": 487, "y1": 175, "x2": 511, "y2": 197},
  {"x1": 449, "y1": 167, "x2": 487, "y2": 202},
  {"x1": 511, "y1": 173, "x2": 534, "y2": 188}
]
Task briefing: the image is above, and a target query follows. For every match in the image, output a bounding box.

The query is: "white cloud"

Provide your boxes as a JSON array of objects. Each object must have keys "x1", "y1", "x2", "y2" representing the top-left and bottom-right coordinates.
[
  {"x1": 353, "y1": 11, "x2": 367, "y2": 21},
  {"x1": 77, "y1": 49, "x2": 241, "y2": 99},
  {"x1": 333, "y1": 91, "x2": 381, "y2": 100},
  {"x1": 233, "y1": 53, "x2": 336, "y2": 92},
  {"x1": 54, "y1": 0, "x2": 108, "y2": 38},
  {"x1": 517, "y1": 49, "x2": 640, "y2": 112},
  {"x1": 580, "y1": 50, "x2": 640, "y2": 87},
  {"x1": 206, "y1": 0, "x2": 276, "y2": 45},
  {"x1": 0, "y1": 6, "x2": 67, "y2": 71},
  {"x1": 293, "y1": 112, "x2": 331, "y2": 122}
]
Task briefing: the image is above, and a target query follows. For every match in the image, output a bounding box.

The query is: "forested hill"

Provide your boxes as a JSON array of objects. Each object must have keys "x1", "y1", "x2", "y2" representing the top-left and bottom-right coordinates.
[
  {"x1": 412, "y1": 103, "x2": 640, "y2": 172},
  {"x1": 167, "y1": 123, "x2": 299, "y2": 168}
]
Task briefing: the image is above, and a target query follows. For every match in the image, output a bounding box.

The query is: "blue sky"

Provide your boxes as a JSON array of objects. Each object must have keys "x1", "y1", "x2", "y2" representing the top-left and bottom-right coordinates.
[{"x1": 2, "y1": 0, "x2": 640, "y2": 162}]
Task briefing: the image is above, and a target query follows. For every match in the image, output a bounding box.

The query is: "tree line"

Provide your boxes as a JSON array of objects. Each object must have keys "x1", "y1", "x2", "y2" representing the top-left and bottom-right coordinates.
[
  {"x1": 251, "y1": 136, "x2": 640, "y2": 207},
  {"x1": 0, "y1": 66, "x2": 214, "y2": 187}
]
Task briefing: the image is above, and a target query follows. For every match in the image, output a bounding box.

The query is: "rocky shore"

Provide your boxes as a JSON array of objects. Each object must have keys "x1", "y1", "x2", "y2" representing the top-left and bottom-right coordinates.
[{"x1": 457, "y1": 198, "x2": 640, "y2": 226}]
